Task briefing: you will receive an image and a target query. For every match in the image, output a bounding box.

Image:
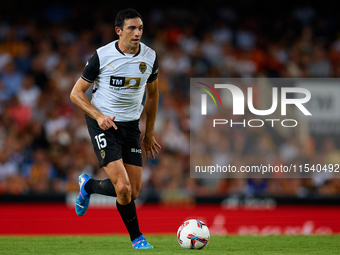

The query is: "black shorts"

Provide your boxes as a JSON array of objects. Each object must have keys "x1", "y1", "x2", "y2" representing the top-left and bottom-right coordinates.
[{"x1": 85, "y1": 115, "x2": 142, "y2": 168}]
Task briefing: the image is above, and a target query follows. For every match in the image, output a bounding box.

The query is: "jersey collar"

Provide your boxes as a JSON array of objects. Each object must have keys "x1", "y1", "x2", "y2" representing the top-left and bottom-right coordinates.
[{"x1": 115, "y1": 41, "x2": 141, "y2": 57}]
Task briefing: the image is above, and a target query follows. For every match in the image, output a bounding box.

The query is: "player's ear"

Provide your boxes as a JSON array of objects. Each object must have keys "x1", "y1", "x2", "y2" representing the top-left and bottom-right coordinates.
[{"x1": 115, "y1": 26, "x2": 122, "y2": 36}]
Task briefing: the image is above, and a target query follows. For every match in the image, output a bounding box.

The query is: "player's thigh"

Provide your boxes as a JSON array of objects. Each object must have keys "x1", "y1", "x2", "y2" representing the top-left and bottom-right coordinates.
[
  {"x1": 103, "y1": 159, "x2": 131, "y2": 195},
  {"x1": 124, "y1": 163, "x2": 142, "y2": 199}
]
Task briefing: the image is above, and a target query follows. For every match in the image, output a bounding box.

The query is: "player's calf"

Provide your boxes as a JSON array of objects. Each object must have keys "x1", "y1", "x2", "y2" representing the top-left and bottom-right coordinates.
[
  {"x1": 85, "y1": 178, "x2": 117, "y2": 197},
  {"x1": 131, "y1": 190, "x2": 140, "y2": 200}
]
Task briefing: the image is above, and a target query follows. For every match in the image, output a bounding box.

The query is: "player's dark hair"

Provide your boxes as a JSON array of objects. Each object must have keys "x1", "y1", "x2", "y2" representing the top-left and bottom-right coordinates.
[{"x1": 115, "y1": 9, "x2": 142, "y2": 30}]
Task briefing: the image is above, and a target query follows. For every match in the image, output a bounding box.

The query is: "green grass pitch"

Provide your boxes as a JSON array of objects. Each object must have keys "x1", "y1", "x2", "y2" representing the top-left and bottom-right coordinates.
[{"x1": 1, "y1": 235, "x2": 339, "y2": 255}]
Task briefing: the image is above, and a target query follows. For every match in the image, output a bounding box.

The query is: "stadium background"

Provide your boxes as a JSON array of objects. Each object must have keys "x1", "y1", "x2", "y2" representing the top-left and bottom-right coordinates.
[{"x1": 1, "y1": 1, "x2": 340, "y2": 235}]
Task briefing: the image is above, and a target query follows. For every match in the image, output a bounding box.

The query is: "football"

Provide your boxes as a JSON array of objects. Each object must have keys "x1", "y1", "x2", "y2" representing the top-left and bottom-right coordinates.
[{"x1": 177, "y1": 219, "x2": 210, "y2": 249}]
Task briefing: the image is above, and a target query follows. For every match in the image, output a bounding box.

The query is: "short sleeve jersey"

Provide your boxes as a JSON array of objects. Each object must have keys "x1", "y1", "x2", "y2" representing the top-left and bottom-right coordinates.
[{"x1": 81, "y1": 40, "x2": 158, "y2": 122}]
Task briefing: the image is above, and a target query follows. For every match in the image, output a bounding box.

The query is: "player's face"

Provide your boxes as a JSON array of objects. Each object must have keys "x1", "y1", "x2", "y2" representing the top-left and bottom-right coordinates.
[{"x1": 118, "y1": 18, "x2": 143, "y2": 50}]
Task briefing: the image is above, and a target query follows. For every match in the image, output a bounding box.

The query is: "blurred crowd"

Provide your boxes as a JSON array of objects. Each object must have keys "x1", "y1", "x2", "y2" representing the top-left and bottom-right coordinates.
[{"x1": 1, "y1": 3, "x2": 340, "y2": 199}]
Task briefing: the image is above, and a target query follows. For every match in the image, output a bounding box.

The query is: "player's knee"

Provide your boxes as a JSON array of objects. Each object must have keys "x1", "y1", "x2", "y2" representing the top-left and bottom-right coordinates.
[{"x1": 116, "y1": 182, "x2": 132, "y2": 198}]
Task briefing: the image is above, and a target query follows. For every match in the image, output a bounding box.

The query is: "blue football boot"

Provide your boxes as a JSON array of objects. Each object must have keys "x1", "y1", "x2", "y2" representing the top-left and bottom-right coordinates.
[
  {"x1": 132, "y1": 235, "x2": 154, "y2": 249},
  {"x1": 75, "y1": 173, "x2": 91, "y2": 216}
]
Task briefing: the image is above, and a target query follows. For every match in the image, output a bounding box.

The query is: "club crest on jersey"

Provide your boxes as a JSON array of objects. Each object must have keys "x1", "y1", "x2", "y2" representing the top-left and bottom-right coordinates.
[{"x1": 139, "y1": 62, "x2": 147, "y2": 73}]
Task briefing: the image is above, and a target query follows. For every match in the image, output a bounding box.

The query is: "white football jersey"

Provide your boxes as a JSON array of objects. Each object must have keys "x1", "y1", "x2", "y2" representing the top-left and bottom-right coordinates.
[{"x1": 81, "y1": 40, "x2": 158, "y2": 122}]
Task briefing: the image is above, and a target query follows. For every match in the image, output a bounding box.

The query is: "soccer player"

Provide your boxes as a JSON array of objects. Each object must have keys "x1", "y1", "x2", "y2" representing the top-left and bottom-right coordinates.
[{"x1": 70, "y1": 9, "x2": 160, "y2": 249}]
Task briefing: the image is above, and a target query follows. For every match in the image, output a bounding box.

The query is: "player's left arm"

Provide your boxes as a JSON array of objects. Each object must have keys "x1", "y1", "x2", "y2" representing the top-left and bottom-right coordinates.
[{"x1": 142, "y1": 78, "x2": 161, "y2": 160}]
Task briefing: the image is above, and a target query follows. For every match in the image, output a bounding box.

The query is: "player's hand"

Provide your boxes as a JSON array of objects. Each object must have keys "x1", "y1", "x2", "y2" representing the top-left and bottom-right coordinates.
[
  {"x1": 97, "y1": 115, "x2": 117, "y2": 130},
  {"x1": 142, "y1": 135, "x2": 161, "y2": 160}
]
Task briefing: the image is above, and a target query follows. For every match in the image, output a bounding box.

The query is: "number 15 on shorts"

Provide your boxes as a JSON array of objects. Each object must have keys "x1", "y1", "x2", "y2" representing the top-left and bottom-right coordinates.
[{"x1": 95, "y1": 133, "x2": 107, "y2": 149}]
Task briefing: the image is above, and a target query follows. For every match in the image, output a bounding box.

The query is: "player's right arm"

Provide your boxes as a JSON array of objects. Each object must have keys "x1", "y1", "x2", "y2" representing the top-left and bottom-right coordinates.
[
  {"x1": 70, "y1": 78, "x2": 117, "y2": 131},
  {"x1": 70, "y1": 51, "x2": 117, "y2": 131}
]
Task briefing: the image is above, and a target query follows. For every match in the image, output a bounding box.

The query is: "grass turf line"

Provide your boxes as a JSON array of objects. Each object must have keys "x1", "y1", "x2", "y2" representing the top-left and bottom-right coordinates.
[{"x1": 1, "y1": 235, "x2": 340, "y2": 255}]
